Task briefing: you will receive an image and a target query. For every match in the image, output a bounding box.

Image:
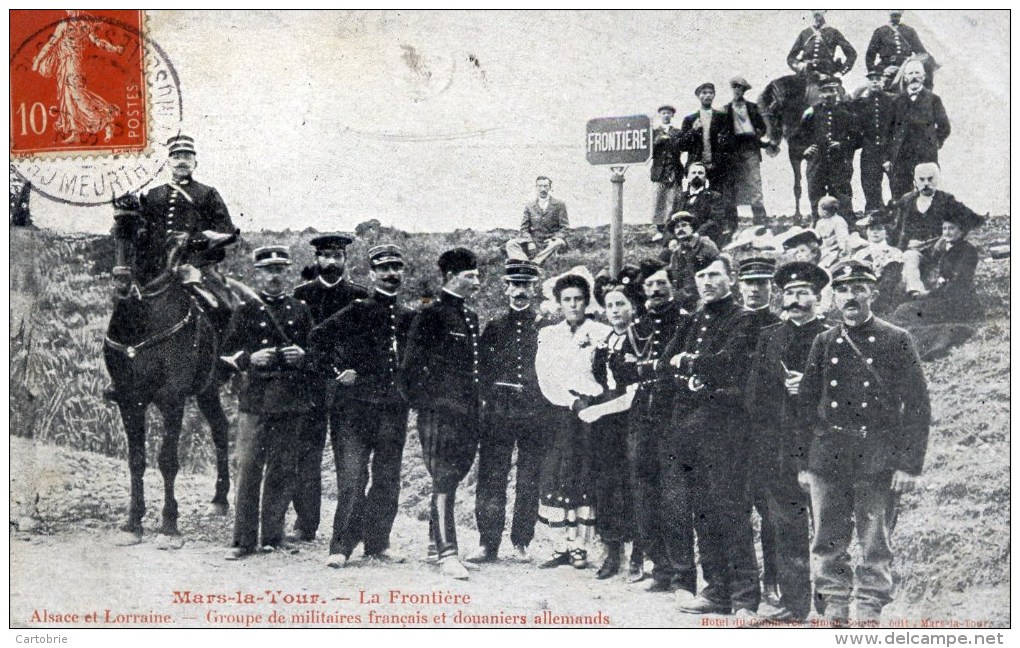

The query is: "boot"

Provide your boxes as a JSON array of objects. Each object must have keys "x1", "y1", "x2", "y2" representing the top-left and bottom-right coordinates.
[{"x1": 596, "y1": 542, "x2": 622, "y2": 580}]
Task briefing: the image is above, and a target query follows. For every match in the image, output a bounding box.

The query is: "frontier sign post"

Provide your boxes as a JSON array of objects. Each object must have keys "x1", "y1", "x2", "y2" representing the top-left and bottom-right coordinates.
[{"x1": 586, "y1": 115, "x2": 652, "y2": 276}]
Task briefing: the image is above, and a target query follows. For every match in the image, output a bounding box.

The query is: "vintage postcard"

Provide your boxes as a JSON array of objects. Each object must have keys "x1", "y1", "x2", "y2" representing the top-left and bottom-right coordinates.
[{"x1": 8, "y1": 8, "x2": 1011, "y2": 638}]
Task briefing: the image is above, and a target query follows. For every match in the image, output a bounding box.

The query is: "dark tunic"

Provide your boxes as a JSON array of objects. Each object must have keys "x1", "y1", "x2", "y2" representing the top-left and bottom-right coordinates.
[
  {"x1": 294, "y1": 276, "x2": 370, "y2": 327},
  {"x1": 866, "y1": 23, "x2": 927, "y2": 72},
  {"x1": 893, "y1": 190, "x2": 978, "y2": 250},
  {"x1": 659, "y1": 235, "x2": 720, "y2": 312},
  {"x1": 787, "y1": 24, "x2": 858, "y2": 76},
  {"x1": 670, "y1": 188, "x2": 729, "y2": 244},
  {"x1": 886, "y1": 89, "x2": 951, "y2": 195},
  {"x1": 651, "y1": 125, "x2": 683, "y2": 184}
]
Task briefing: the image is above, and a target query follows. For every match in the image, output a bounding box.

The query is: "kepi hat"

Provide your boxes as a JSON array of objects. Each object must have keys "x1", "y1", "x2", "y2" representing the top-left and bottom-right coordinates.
[
  {"x1": 166, "y1": 134, "x2": 196, "y2": 155},
  {"x1": 503, "y1": 258, "x2": 541, "y2": 282},
  {"x1": 830, "y1": 259, "x2": 878, "y2": 285},
  {"x1": 368, "y1": 244, "x2": 405, "y2": 267},
  {"x1": 253, "y1": 245, "x2": 292, "y2": 267},
  {"x1": 311, "y1": 233, "x2": 355, "y2": 251}
]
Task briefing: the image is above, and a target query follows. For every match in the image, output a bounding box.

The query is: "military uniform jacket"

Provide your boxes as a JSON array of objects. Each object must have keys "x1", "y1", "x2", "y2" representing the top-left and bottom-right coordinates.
[
  {"x1": 798, "y1": 316, "x2": 930, "y2": 477},
  {"x1": 294, "y1": 276, "x2": 370, "y2": 326},
  {"x1": 478, "y1": 307, "x2": 543, "y2": 418},
  {"x1": 893, "y1": 190, "x2": 978, "y2": 250},
  {"x1": 852, "y1": 90, "x2": 896, "y2": 151},
  {"x1": 222, "y1": 294, "x2": 314, "y2": 415},
  {"x1": 309, "y1": 290, "x2": 415, "y2": 409},
  {"x1": 746, "y1": 318, "x2": 829, "y2": 471},
  {"x1": 630, "y1": 300, "x2": 689, "y2": 415},
  {"x1": 794, "y1": 101, "x2": 860, "y2": 159},
  {"x1": 886, "y1": 88, "x2": 950, "y2": 166},
  {"x1": 866, "y1": 23, "x2": 927, "y2": 72},
  {"x1": 651, "y1": 125, "x2": 683, "y2": 184},
  {"x1": 138, "y1": 179, "x2": 236, "y2": 274},
  {"x1": 787, "y1": 24, "x2": 858, "y2": 75},
  {"x1": 400, "y1": 290, "x2": 481, "y2": 416},
  {"x1": 658, "y1": 295, "x2": 756, "y2": 417},
  {"x1": 659, "y1": 236, "x2": 720, "y2": 312}
]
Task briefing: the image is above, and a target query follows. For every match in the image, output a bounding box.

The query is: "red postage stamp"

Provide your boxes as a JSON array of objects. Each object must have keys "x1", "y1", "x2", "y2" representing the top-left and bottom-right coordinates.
[{"x1": 10, "y1": 9, "x2": 147, "y2": 156}]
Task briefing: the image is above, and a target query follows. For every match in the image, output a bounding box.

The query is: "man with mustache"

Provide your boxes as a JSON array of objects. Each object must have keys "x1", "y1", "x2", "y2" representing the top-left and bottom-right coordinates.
[
  {"x1": 797, "y1": 260, "x2": 930, "y2": 626},
  {"x1": 787, "y1": 10, "x2": 857, "y2": 78},
  {"x1": 884, "y1": 60, "x2": 950, "y2": 200},
  {"x1": 310, "y1": 245, "x2": 414, "y2": 568},
  {"x1": 507, "y1": 176, "x2": 569, "y2": 267},
  {"x1": 659, "y1": 253, "x2": 761, "y2": 617},
  {"x1": 891, "y1": 163, "x2": 981, "y2": 297},
  {"x1": 469, "y1": 259, "x2": 547, "y2": 565},
  {"x1": 745, "y1": 261, "x2": 830, "y2": 623},
  {"x1": 290, "y1": 233, "x2": 369, "y2": 542},
  {"x1": 852, "y1": 69, "x2": 897, "y2": 213},
  {"x1": 671, "y1": 163, "x2": 729, "y2": 246},
  {"x1": 627, "y1": 258, "x2": 691, "y2": 589},
  {"x1": 661, "y1": 211, "x2": 720, "y2": 312},
  {"x1": 865, "y1": 11, "x2": 932, "y2": 87},
  {"x1": 795, "y1": 75, "x2": 859, "y2": 223},
  {"x1": 400, "y1": 247, "x2": 483, "y2": 580}
]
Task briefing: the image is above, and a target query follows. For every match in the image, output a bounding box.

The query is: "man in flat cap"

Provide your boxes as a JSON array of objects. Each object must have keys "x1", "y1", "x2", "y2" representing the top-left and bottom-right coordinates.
[
  {"x1": 852, "y1": 69, "x2": 897, "y2": 213},
  {"x1": 679, "y1": 83, "x2": 732, "y2": 199},
  {"x1": 797, "y1": 259, "x2": 930, "y2": 626},
  {"x1": 221, "y1": 246, "x2": 314, "y2": 559},
  {"x1": 625, "y1": 258, "x2": 690, "y2": 588},
  {"x1": 661, "y1": 211, "x2": 720, "y2": 312},
  {"x1": 745, "y1": 261, "x2": 830, "y2": 622},
  {"x1": 651, "y1": 105, "x2": 683, "y2": 241},
  {"x1": 400, "y1": 247, "x2": 483, "y2": 580},
  {"x1": 311, "y1": 244, "x2": 415, "y2": 568},
  {"x1": 865, "y1": 11, "x2": 932, "y2": 86},
  {"x1": 794, "y1": 75, "x2": 859, "y2": 222},
  {"x1": 507, "y1": 176, "x2": 569, "y2": 267},
  {"x1": 787, "y1": 10, "x2": 857, "y2": 78},
  {"x1": 468, "y1": 259, "x2": 547, "y2": 566},
  {"x1": 659, "y1": 253, "x2": 761, "y2": 615},
  {"x1": 123, "y1": 134, "x2": 239, "y2": 332},
  {"x1": 289, "y1": 233, "x2": 369, "y2": 542},
  {"x1": 722, "y1": 77, "x2": 770, "y2": 225},
  {"x1": 884, "y1": 63, "x2": 951, "y2": 200}
]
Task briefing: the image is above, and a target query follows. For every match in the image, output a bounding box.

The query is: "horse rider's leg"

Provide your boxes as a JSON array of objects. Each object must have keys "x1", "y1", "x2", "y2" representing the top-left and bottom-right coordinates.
[
  {"x1": 197, "y1": 385, "x2": 231, "y2": 514},
  {"x1": 118, "y1": 400, "x2": 148, "y2": 536},
  {"x1": 791, "y1": 152, "x2": 805, "y2": 220},
  {"x1": 804, "y1": 154, "x2": 826, "y2": 224},
  {"x1": 156, "y1": 402, "x2": 185, "y2": 536}
]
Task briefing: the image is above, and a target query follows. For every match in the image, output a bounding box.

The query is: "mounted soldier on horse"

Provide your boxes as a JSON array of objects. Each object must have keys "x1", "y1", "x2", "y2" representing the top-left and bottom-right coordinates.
[{"x1": 105, "y1": 134, "x2": 242, "y2": 541}]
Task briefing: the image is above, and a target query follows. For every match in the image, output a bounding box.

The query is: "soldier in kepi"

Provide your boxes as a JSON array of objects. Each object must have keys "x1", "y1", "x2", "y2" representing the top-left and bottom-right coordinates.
[
  {"x1": 290, "y1": 234, "x2": 369, "y2": 542},
  {"x1": 797, "y1": 260, "x2": 931, "y2": 627},
  {"x1": 310, "y1": 244, "x2": 414, "y2": 568},
  {"x1": 787, "y1": 10, "x2": 857, "y2": 79},
  {"x1": 400, "y1": 248, "x2": 483, "y2": 581},
  {"x1": 468, "y1": 259, "x2": 546, "y2": 566},
  {"x1": 132, "y1": 134, "x2": 239, "y2": 333}
]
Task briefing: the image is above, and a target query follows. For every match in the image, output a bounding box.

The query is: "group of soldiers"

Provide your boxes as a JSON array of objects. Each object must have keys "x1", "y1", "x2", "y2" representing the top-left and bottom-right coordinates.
[{"x1": 649, "y1": 9, "x2": 945, "y2": 238}]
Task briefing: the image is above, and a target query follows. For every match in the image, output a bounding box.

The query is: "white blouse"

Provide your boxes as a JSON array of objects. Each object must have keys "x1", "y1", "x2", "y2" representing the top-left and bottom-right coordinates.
[{"x1": 535, "y1": 318, "x2": 612, "y2": 408}]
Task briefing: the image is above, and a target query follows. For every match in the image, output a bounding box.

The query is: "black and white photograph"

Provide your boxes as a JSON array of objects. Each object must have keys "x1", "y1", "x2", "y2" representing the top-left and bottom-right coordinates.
[{"x1": 8, "y1": 8, "x2": 1011, "y2": 637}]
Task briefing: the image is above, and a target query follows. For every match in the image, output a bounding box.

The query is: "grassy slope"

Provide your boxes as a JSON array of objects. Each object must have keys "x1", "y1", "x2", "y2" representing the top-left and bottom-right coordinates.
[{"x1": 8, "y1": 217, "x2": 1011, "y2": 622}]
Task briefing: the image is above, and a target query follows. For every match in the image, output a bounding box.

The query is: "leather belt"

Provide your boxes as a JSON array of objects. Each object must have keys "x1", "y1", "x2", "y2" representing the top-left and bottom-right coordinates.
[{"x1": 829, "y1": 424, "x2": 869, "y2": 439}]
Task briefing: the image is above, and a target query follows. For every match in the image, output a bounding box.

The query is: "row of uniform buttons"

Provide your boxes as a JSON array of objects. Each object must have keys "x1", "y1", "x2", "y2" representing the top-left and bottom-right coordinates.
[
  {"x1": 257, "y1": 301, "x2": 297, "y2": 345},
  {"x1": 828, "y1": 332, "x2": 877, "y2": 410}
]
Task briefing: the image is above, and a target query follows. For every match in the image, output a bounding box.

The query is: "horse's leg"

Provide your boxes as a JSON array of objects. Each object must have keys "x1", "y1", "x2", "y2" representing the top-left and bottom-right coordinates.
[
  {"x1": 156, "y1": 401, "x2": 185, "y2": 536},
  {"x1": 118, "y1": 400, "x2": 148, "y2": 536},
  {"x1": 791, "y1": 153, "x2": 803, "y2": 220},
  {"x1": 197, "y1": 384, "x2": 231, "y2": 515}
]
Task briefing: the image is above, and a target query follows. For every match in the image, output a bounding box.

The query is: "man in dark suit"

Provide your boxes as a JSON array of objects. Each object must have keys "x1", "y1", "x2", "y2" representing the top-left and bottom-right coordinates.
[
  {"x1": 679, "y1": 83, "x2": 732, "y2": 194},
  {"x1": 721, "y1": 77, "x2": 769, "y2": 225},
  {"x1": 745, "y1": 261, "x2": 830, "y2": 622},
  {"x1": 400, "y1": 248, "x2": 482, "y2": 580},
  {"x1": 506, "y1": 176, "x2": 569, "y2": 266},
  {"x1": 221, "y1": 246, "x2": 314, "y2": 560},
  {"x1": 313, "y1": 244, "x2": 415, "y2": 568},
  {"x1": 794, "y1": 75, "x2": 859, "y2": 222},
  {"x1": 289, "y1": 233, "x2": 369, "y2": 542},
  {"x1": 651, "y1": 105, "x2": 683, "y2": 241},
  {"x1": 660, "y1": 211, "x2": 720, "y2": 312},
  {"x1": 884, "y1": 60, "x2": 951, "y2": 199},
  {"x1": 852, "y1": 70, "x2": 897, "y2": 212},
  {"x1": 865, "y1": 11, "x2": 931, "y2": 84},
  {"x1": 787, "y1": 10, "x2": 857, "y2": 77},
  {"x1": 671, "y1": 163, "x2": 730, "y2": 246},
  {"x1": 468, "y1": 259, "x2": 546, "y2": 565},
  {"x1": 798, "y1": 260, "x2": 930, "y2": 626},
  {"x1": 891, "y1": 163, "x2": 981, "y2": 297},
  {"x1": 660, "y1": 253, "x2": 761, "y2": 616}
]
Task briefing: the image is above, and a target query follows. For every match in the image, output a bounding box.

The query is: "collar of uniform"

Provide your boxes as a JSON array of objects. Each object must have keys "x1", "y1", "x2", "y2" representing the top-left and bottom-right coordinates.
[
  {"x1": 260, "y1": 291, "x2": 286, "y2": 304},
  {"x1": 373, "y1": 288, "x2": 398, "y2": 304},
  {"x1": 843, "y1": 314, "x2": 876, "y2": 334},
  {"x1": 746, "y1": 305, "x2": 772, "y2": 314},
  {"x1": 789, "y1": 315, "x2": 820, "y2": 328},
  {"x1": 318, "y1": 274, "x2": 345, "y2": 288},
  {"x1": 648, "y1": 300, "x2": 677, "y2": 317},
  {"x1": 172, "y1": 178, "x2": 191, "y2": 186},
  {"x1": 703, "y1": 293, "x2": 735, "y2": 315},
  {"x1": 441, "y1": 289, "x2": 466, "y2": 308},
  {"x1": 509, "y1": 305, "x2": 534, "y2": 318}
]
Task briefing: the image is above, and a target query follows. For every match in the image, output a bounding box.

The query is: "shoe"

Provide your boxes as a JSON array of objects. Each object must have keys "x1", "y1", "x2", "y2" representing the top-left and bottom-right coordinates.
[
  {"x1": 287, "y1": 531, "x2": 315, "y2": 543},
  {"x1": 569, "y1": 548, "x2": 589, "y2": 569},
  {"x1": 628, "y1": 562, "x2": 646, "y2": 583},
  {"x1": 261, "y1": 542, "x2": 299, "y2": 554},
  {"x1": 325, "y1": 553, "x2": 348, "y2": 569},
  {"x1": 678, "y1": 594, "x2": 731, "y2": 615},
  {"x1": 645, "y1": 579, "x2": 676, "y2": 594},
  {"x1": 758, "y1": 604, "x2": 798, "y2": 622},
  {"x1": 511, "y1": 545, "x2": 532, "y2": 563},
  {"x1": 427, "y1": 542, "x2": 439, "y2": 565},
  {"x1": 465, "y1": 546, "x2": 498, "y2": 564},
  {"x1": 439, "y1": 556, "x2": 470, "y2": 581},
  {"x1": 538, "y1": 551, "x2": 572, "y2": 569},
  {"x1": 365, "y1": 550, "x2": 406, "y2": 564},
  {"x1": 225, "y1": 546, "x2": 255, "y2": 561},
  {"x1": 735, "y1": 608, "x2": 761, "y2": 624},
  {"x1": 596, "y1": 553, "x2": 621, "y2": 580}
]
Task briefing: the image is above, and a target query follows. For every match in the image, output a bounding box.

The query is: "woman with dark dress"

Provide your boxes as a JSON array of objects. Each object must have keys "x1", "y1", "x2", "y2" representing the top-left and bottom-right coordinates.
[{"x1": 587, "y1": 278, "x2": 641, "y2": 579}]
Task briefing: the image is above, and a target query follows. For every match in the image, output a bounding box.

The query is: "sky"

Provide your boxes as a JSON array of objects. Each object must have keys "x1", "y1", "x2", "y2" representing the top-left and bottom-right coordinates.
[{"x1": 20, "y1": 9, "x2": 1012, "y2": 234}]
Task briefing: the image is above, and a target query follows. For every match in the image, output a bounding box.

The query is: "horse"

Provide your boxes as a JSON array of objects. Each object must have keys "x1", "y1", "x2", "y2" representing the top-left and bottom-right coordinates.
[{"x1": 104, "y1": 201, "x2": 233, "y2": 540}]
